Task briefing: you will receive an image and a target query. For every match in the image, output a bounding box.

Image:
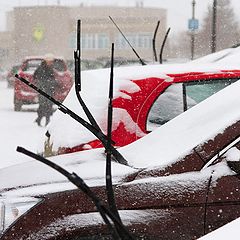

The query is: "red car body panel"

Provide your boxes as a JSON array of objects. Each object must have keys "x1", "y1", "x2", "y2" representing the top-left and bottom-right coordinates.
[{"x1": 59, "y1": 70, "x2": 240, "y2": 155}]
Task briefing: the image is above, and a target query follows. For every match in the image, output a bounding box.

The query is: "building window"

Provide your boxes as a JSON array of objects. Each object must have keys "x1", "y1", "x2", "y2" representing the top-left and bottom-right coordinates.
[
  {"x1": 115, "y1": 33, "x2": 152, "y2": 49},
  {"x1": 98, "y1": 34, "x2": 109, "y2": 49},
  {"x1": 69, "y1": 32, "x2": 109, "y2": 50}
]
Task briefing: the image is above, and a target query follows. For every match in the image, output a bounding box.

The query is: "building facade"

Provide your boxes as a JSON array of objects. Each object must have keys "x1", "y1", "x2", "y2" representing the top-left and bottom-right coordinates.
[{"x1": 0, "y1": 5, "x2": 166, "y2": 68}]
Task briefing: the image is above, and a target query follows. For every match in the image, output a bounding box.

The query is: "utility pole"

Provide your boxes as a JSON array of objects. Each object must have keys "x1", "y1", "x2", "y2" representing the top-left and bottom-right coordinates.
[
  {"x1": 190, "y1": 0, "x2": 196, "y2": 60},
  {"x1": 211, "y1": 0, "x2": 217, "y2": 53}
]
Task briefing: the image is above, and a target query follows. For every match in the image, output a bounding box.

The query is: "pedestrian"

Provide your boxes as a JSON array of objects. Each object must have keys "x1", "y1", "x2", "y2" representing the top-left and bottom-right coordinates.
[{"x1": 33, "y1": 53, "x2": 58, "y2": 126}]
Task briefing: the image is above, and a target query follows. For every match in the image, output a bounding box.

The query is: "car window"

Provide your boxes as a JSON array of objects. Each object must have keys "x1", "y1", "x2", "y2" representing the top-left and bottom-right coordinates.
[
  {"x1": 183, "y1": 78, "x2": 237, "y2": 109},
  {"x1": 53, "y1": 59, "x2": 66, "y2": 72},
  {"x1": 147, "y1": 78, "x2": 238, "y2": 131},
  {"x1": 22, "y1": 59, "x2": 42, "y2": 72}
]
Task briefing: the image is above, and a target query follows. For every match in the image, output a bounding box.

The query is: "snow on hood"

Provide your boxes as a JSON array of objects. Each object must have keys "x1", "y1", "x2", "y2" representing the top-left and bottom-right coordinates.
[
  {"x1": 119, "y1": 80, "x2": 240, "y2": 169},
  {"x1": 47, "y1": 63, "x2": 240, "y2": 151}
]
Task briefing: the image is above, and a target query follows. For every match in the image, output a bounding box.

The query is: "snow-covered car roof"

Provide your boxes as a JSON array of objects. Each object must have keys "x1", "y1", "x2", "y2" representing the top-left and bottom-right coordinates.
[
  {"x1": 46, "y1": 62, "x2": 240, "y2": 152},
  {"x1": 23, "y1": 55, "x2": 65, "y2": 60},
  {"x1": 190, "y1": 45, "x2": 240, "y2": 65}
]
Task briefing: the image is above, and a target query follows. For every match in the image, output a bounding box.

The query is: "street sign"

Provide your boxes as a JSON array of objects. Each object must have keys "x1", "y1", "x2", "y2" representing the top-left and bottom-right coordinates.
[{"x1": 188, "y1": 18, "x2": 199, "y2": 30}]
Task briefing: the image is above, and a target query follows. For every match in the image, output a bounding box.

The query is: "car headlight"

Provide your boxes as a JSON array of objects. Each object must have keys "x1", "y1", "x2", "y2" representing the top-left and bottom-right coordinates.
[{"x1": 0, "y1": 197, "x2": 42, "y2": 235}]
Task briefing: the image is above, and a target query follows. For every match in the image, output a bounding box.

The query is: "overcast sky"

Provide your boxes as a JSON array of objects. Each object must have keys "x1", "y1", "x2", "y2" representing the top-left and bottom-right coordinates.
[{"x1": 1, "y1": 0, "x2": 240, "y2": 34}]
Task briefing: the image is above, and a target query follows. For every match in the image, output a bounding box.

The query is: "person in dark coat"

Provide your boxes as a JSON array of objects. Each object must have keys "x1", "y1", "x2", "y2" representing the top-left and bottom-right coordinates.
[{"x1": 33, "y1": 54, "x2": 58, "y2": 126}]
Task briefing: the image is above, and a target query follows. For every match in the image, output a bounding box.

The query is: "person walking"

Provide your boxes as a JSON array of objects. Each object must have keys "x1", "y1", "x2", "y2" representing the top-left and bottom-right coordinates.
[{"x1": 33, "y1": 53, "x2": 58, "y2": 126}]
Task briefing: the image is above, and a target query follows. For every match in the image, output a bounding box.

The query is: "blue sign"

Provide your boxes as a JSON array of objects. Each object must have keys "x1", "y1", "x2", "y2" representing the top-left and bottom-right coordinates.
[{"x1": 188, "y1": 19, "x2": 199, "y2": 30}]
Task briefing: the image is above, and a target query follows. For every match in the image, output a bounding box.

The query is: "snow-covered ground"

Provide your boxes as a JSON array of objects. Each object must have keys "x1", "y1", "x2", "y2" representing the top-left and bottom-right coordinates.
[{"x1": 0, "y1": 81, "x2": 46, "y2": 169}]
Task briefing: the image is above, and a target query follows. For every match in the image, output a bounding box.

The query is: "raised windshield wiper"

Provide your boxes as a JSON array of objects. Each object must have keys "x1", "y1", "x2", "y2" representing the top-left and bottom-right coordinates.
[
  {"x1": 152, "y1": 20, "x2": 160, "y2": 62},
  {"x1": 14, "y1": 75, "x2": 127, "y2": 166},
  {"x1": 159, "y1": 27, "x2": 171, "y2": 64},
  {"x1": 74, "y1": 19, "x2": 101, "y2": 132},
  {"x1": 16, "y1": 146, "x2": 134, "y2": 239},
  {"x1": 15, "y1": 19, "x2": 127, "y2": 165},
  {"x1": 109, "y1": 16, "x2": 146, "y2": 66},
  {"x1": 16, "y1": 19, "x2": 135, "y2": 239},
  {"x1": 105, "y1": 43, "x2": 129, "y2": 239}
]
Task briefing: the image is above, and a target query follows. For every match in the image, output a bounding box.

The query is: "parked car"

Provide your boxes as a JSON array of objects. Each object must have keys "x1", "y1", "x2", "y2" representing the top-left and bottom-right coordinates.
[
  {"x1": 14, "y1": 56, "x2": 73, "y2": 111},
  {"x1": 6, "y1": 65, "x2": 20, "y2": 88},
  {"x1": 44, "y1": 63, "x2": 240, "y2": 157},
  {"x1": 1, "y1": 80, "x2": 240, "y2": 239}
]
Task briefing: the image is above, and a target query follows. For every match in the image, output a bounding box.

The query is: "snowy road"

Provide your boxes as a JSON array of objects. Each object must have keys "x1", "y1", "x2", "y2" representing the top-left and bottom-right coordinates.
[{"x1": 0, "y1": 81, "x2": 47, "y2": 169}]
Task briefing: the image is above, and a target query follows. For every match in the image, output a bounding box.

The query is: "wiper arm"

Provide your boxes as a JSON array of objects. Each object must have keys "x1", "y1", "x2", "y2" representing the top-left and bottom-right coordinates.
[
  {"x1": 16, "y1": 146, "x2": 134, "y2": 239},
  {"x1": 109, "y1": 16, "x2": 146, "y2": 66},
  {"x1": 105, "y1": 43, "x2": 129, "y2": 239},
  {"x1": 152, "y1": 20, "x2": 160, "y2": 62},
  {"x1": 15, "y1": 74, "x2": 128, "y2": 166},
  {"x1": 159, "y1": 27, "x2": 171, "y2": 64},
  {"x1": 74, "y1": 19, "x2": 102, "y2": 132}
]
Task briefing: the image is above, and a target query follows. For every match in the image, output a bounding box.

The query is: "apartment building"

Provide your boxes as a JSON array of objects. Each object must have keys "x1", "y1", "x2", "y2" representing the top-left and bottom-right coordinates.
[{"x1": 0, "y1": 5, "x2": 166, "y2": 68}]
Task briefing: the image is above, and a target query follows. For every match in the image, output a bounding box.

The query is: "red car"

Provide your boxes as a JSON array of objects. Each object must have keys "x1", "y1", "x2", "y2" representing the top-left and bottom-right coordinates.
[
  {"x1": 44, "y1": 63, "x2": 240, "y2": 156},
  {"x1": 14, "y1": 56, "x2": 73, "y2": 111},
  {"x1": 1, "y1": 80, "x2": 240, "y2": 239}
]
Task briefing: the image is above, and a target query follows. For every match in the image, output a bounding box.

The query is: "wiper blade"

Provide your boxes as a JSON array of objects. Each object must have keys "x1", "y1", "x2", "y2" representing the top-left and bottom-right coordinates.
[
  {"x1": 152, "y1": 20, "x2": 160, "y2": 62},
  {"x1": 159, "y1": 27, "x2": 171, "y2": 64},
  {"x1": 74, "y1": 19, "x2": 102, "y2": 132},
  {"x1": 109, "y1": 16, "x2": 146, "y2": 66},
  {"x1": 105, "y1": 43, "x2": 127, "y2": 239},
  {"x1": 15, "y1": 74, "x2": 127, "y2": 166},
  {"x1": 17, "y1": 146, "x2": 134, "y2": 239}
]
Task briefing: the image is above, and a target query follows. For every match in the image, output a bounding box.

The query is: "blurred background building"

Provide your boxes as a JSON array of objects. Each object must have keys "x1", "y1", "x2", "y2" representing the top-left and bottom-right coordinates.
[{"x1": 0, "y1": 5, "x2": 167, "y2": 68}]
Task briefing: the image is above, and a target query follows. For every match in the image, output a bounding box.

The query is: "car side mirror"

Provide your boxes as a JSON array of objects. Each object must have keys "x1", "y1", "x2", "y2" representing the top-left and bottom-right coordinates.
[{"x1": 227, "y1": 161, "x2": 240, "y2": 174}]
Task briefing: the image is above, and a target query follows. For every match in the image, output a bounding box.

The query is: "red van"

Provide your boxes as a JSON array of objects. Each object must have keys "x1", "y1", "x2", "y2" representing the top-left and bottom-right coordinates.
[{"x1": 14, "y1": 56, "x2": 73, "y2": 111}]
